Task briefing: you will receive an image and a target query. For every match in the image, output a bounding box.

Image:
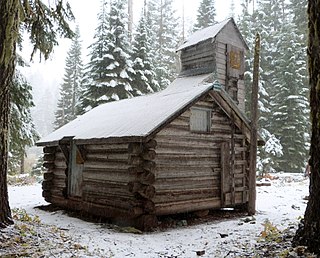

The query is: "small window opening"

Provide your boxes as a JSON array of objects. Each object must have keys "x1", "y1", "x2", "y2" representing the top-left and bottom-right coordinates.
[{"x1": 190, "y1": 108, "x2": 211, "y2": 132}]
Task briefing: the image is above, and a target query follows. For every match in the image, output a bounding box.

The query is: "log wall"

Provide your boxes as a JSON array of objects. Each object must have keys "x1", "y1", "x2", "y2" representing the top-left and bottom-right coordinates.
[
  {"x1": 42, "y1": 141, "x2": 158, "y2": 230},
  {"x1": 179, "y1": 21, "x2": 247, "y2": 113},
  {"x1": 153, "y1": 95, "x2": 250, "y2": 215},
  {"x1": 180, "y1": 39, "x2": 216, "y2": 77}
]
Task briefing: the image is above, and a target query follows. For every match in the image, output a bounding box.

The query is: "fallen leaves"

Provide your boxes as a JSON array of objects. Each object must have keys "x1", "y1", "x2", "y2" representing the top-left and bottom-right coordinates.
[{"x1": 0, "y1": 208, "x2": 100, "y2": 257}]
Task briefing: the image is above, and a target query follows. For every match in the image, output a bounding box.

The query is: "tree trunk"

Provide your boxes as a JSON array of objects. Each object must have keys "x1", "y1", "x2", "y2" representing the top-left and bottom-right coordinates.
[
  {"x1": 128, "y1": 0, "x2": 133, "y2": 41},
  {"x1": 248, "y1": 33, "x2": 260, "y2": 215},
  {"x1": 293, "y1": 0, "x2": 320, "y2": 253},
  {"x1": 20, "y1": 153, "x2": 25, "y2": 174},
  {"x1": 0, "y1": 0, "x2": 21, "y2": 228}
]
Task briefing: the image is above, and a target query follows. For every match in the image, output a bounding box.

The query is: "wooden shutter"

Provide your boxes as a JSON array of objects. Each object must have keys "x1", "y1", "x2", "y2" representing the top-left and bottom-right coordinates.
[{"x1": 190, "y1": 108, "x2": 211, "y2": 132}]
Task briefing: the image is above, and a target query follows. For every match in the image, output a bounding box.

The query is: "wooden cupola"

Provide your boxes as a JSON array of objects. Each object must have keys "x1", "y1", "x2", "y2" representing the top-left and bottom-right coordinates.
[{"x1": 177, "y1": 18, "x2": 249, "y2": 111}]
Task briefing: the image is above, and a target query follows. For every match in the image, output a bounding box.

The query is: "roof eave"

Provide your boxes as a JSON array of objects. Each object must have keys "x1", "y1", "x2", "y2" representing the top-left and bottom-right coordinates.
[{"x1": 36, "y1": 135, "x2": 146, "y2": 147}]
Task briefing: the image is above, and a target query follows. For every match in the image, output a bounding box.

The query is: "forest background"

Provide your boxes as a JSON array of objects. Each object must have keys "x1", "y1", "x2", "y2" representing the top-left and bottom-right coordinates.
[{"x1": 11, "y1": 0, "x2": 309, "y2": 179}]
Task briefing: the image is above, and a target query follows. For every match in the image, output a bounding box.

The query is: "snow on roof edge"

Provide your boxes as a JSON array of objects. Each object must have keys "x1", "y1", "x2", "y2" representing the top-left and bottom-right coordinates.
[
  {"x1": 37, "y1": 74, "x2": 214, "y2": 146},
  {"x1": 176, "y1": 18, "x2": 249, "y2": 52},
  {"x1": 176, "y1": 18, "x2": 231, "y2": 51}
]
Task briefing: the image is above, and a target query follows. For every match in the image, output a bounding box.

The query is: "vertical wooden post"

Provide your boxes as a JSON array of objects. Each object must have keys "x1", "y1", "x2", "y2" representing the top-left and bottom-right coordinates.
[{"x1": 248, "y1": 33, "x2": 260, "y2": 215}]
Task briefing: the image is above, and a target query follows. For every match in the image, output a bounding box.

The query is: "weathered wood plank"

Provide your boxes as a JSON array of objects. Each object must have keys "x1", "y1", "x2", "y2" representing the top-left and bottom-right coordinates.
[
  {"x1": 83, "y1": 161, "x2": 129, "y2": 170},
  {"x1": 86, "y1": 153, "x2": 128, "y2": 161},
  {"x1": 153, "y1": 187, "x2": 220, "y2": 203},
  {"x1": 155, "y1": 197, "x2": 221, "y2": 215},
  {"x1": 85, "y1": 143, "x2": 129, "y2": 151},
  {"x1": 155, "y1": 167, "x2": 218, "y2": 179},
  {"x1": 83, "y1": 170, "x2": 135, "y2": 182},
  {"x1": 154, "y1": 177, "x2": 219, "y2": 191}
]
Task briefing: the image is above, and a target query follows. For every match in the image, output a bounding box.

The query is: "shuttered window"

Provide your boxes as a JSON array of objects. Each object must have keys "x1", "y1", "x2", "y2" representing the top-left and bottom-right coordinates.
[{"x1": 190, "y1": 108, "x2": 211, "y2": 132}]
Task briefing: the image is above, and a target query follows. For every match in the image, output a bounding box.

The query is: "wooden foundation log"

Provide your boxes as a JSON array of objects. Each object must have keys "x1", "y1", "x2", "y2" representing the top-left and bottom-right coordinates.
[
  {"x1": 143, "y1": 200, "x2": 155, "y2": 213},
  {"x1": 128, "y1": 182, "x2": 156, "y2": 199},
  {"x1": 134, "y1": 214, "x2": 158, "y2": 231},
  {"x1": 42, "y1": 190, "x2": 51, "y2": 198},
  {"x1": 129, "y1": 206, "x2": 144, "y2": 216}
]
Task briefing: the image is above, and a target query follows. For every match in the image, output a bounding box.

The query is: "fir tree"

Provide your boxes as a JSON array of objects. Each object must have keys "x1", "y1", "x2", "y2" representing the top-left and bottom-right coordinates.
[
  {"x1": 31, "y1": 154, "x2": 45, "y2": 177},
  {"x1": 79, "y1": 0, "x2": 110, "y2": 112},
  {"x1": 54, "y1": 26, "x2": 83, "y2": 129},
  {"x1": 9, "y1": 70, "x2": 39, "y2": 175},
  {"x1": 238, "y1": 0, "x2": 283, "y2": 174},
  {"x1": 239, "y1": 0, "x2": 310, "y2": 172},
  {"x1": 131, "y1": 10, "x2": 159, "y2": 94},
  {"x1": 193, "y1": 0, "x2": 216, "y2": 31},
  {"x1": 229, "y1": 0, "x2": 236, "y2": 18},
  {"x1": 80, "y1": 0, "x2": 136, "y2": 112},
  {"x1": 147, "y1": 0, "x2": 179, "y2": 89},
  {"x1": 270, "y1": 8, "x2": 309, "y2": 172}
]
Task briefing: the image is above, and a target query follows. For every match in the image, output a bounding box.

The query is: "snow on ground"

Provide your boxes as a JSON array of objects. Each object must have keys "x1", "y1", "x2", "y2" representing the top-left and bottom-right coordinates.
[{"x1": 8, "y1": 173, "x2": 308, "y2": 258}]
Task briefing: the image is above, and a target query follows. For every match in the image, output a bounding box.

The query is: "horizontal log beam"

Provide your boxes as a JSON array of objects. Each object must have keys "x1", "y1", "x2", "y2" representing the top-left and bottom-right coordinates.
[{"x1": 155, "y1": 197, "x2": 221, "y2": 216}]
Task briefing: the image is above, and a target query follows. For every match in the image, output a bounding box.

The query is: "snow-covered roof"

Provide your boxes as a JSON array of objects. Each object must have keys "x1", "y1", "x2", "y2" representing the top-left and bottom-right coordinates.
[
  {"x1": 37, "y1": 74, "x2": 214, "y2": 146},
  {"x1": 176, "y1": 18, "x2": 248, "y2": 51}
]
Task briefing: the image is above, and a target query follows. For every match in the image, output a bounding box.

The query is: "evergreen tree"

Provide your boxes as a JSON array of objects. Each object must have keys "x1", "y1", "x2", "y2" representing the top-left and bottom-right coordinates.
[
  {"x1": 79, "y1": 0, "x2": 110, "y2": 113},
  {"x1": 229, "y1": 0, "x2": 236, "y2": 18},
  {"x1": 54, "y1": 26, "x2": 83, "y2": 129},
  {"x1": 0, "y1": 0, "x2": 73, "y2": 227},
  {"x1": 9, "y1": 71, "x2": 39, "y2": 175},
  {"x1": 238, "y1": 0, "x2": 283, "y2": 174},
  {"x1": 31, "y1": 154, "x2": 45, "y2": 177},
  {"x1": 289, "y1": 0, "x2": 308, "y2": 39},
  {"x1": 193, "y1": 0, "x2": 216, "y2": 31},
  {"x1": 270, "y1": 21, "x2": 309, "y2": 172},
  {"x1": 239, "y1": 0, "x2": 310, "y2": 172},
  {"x1": 80, "y1": 0, "x2": 136, "y2": 112},
  {"x1": 131, "y1": 10, "x2": 159, "y2": 94},
  {"x1": 147, "y1": 0, "x2": 179, "y2": 89}
]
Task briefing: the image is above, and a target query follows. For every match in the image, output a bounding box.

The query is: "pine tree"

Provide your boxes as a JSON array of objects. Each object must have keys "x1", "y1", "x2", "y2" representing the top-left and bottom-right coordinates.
[
  {"x1": 80, "y1": 0, "x2": 136, "y2": 112},
  {"x1": 257, "y1": 0, "x2": 309, "y2": 172},
  {"x1": 241, "y1": 0, "x2": 310, "y2": 173},
  {"x1": 238, "y1": 0, "x2": 283, "y2": 174},
  {"x1": 54, "y1": 26, "x2": 83, "y2": 129},
  {"x1": 147, "y1": 0, "x2": 179, "y2": 89},
  {"x1": 193, "y1": 0, "x2": 216, "y2": 31},
  {"x1": 270, "y1": 21, "x2": 309, "y2": 172},
  {"x1": 229, "y1": 0, "x2": 236, "y2": 18},
  {"x1": 79, "y1": 0, "x2": 110, "y2": 113},
  {"x1": 9, "y1": 70, "x2": 39, "y2": 175},
  {"x1": 0, "y1": 0, "x2": 73, "y2": 227},
  {"x1": 31, "y1": 154, "x2": 45, "y2": 177},
  {"x1": 131, "y1": 10, "x2": 159, "y2": 94}
]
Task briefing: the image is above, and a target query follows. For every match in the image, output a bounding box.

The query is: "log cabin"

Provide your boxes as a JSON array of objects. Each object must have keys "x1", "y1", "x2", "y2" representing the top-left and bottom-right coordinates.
[{"x1": 37, "y1": 18, "x2": 263, "y2": 230}]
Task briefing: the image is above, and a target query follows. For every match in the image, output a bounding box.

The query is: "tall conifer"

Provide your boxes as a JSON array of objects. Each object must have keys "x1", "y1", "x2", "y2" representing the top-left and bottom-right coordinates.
[
  {"x1": 193, "y1": 0, "x2": 216, "y2": 31},
  {"x1": 54, "y1": 26, "x2": 83, "y2": 129},
  {"x1": 80, "y1": 0, "x2": 136, "y2": 111},
  {"x1": 131, "y1": 10, "x2": 159, "y2": 94}
]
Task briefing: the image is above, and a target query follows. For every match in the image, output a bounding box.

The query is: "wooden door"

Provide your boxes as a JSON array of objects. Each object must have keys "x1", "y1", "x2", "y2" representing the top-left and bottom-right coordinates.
[
  {"x1": 68, "y1": 142, "x2": 84, "y2": 197},
  {"x1": 220, "y1": 141, "x2": 235, "y2": 207}
]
